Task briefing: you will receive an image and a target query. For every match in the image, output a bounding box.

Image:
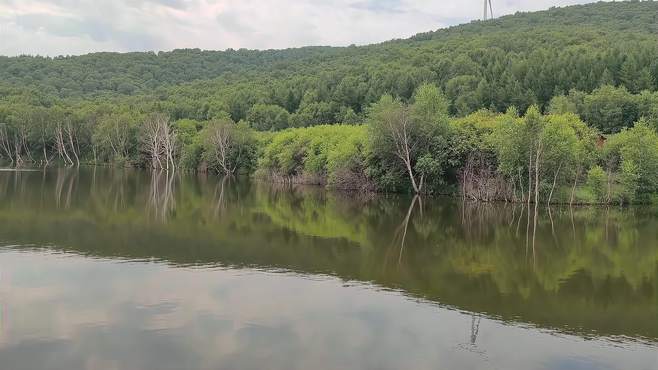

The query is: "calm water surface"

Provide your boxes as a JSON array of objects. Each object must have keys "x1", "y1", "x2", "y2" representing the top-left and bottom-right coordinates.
[{"x1": 0, "y1": 168, "x2": 656, "y2": 370}]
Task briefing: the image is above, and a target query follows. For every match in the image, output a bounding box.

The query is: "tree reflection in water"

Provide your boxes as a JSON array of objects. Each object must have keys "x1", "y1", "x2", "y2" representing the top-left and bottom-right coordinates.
[{"x1": 0, "y1": 167, "x2": 655, "y2": 343}]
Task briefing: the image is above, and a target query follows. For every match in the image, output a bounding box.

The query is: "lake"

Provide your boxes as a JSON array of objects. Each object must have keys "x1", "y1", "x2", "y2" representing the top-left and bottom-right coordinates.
[{"x1": 0, "y1": 168, "x2": 656, "y2": 370}]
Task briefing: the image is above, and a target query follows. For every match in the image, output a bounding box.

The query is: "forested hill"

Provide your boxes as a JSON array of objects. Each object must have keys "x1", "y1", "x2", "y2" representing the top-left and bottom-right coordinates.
[{"x1": 1, "y1": 1, "x2": 658, "y2": 128}]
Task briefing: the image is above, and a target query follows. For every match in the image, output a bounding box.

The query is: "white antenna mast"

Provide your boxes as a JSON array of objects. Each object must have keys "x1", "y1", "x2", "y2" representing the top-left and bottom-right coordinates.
[{"x1": 483, "y1": 0, "x2": 493, "y2": 20}]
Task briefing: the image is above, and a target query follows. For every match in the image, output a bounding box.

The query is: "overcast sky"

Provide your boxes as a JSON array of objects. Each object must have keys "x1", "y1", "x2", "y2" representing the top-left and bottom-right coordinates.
[{"x1": 0, "y1": 0, "x2": 602, "y2": 56}]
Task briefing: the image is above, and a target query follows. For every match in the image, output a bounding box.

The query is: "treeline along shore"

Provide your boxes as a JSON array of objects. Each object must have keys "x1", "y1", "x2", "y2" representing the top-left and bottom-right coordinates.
[{"x1": 2, "y1": 2, "x2": 658, "y2": 204}]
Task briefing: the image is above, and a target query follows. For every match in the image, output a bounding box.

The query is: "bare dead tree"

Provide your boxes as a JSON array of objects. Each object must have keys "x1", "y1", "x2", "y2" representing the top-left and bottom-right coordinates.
[
  {"x1": 381, "y1": 108, "x2": 426, "y2": 194},
  {"x1": 569, "y1": 166, "x2": 581, "y2": 206},
  {"x1": 161, "y1": 119, "x2": 176, "y2": 172},
  {"x1": 54, "y1": 121, "x2": 74, "y2": 166},
  {"x1": 143, "y1": 116, "x2": 164, "y2": 169},
  {"x1": 142, "y1": 114, "x2": 177, "y2": 172},
  {"x1": 18, "y1": 122, "x2": 33, "y2": 164},
  {"x1": 0, "y1": 123, "x2": 30, "y2": 167},
  {"x1": 205, "y1": 121, "x2": 243, "y2": 175},
  {"x1": 64, "y1": 120, "x2": 80, "y2": 166},
  {"x1": 0, "y1": 124, "x2": 15, "y2": 165}
]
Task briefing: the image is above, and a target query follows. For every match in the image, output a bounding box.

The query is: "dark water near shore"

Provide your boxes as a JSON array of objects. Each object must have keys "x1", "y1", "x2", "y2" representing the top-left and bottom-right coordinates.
[{"x1": 0, "y1": 167, "x2": 656, "y2": 370}]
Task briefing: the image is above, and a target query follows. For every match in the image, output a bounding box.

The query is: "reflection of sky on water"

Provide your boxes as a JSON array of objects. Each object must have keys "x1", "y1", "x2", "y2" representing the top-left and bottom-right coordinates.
[{"x1": 0, "y1": 250, "x2": 656, "y2": 370}]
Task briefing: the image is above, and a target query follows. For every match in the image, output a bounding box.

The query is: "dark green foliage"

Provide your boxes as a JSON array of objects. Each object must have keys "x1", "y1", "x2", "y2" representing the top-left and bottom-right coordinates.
[
  {"x1": 1, "y1": 2, "x2": 658, "y2": 132},
  {"x1": 3, "y1": 2, "x2": 658, "y2": 202},
  {"x1": 247, "y1": 104, "x2": 290, "y2": 131}
]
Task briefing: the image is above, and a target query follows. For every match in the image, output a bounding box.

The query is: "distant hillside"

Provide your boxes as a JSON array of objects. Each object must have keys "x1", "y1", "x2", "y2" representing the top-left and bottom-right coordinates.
[{"x1": 1, "y1": 1, "x2": 657, "y2": 124}]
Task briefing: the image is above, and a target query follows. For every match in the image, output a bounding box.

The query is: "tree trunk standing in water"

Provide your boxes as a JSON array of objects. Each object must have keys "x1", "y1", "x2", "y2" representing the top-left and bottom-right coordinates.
[
  {"x1": 531, "y1": 138, "x2": 543, "y2": 267},
  {"x1": 527, "y1": 149, "x2": 533, "y2": 207},
  {"x1": 143, "y1": 117, "x2": 163, "y2": 169},
  {"x1": 548, "y1": 162, "x2": 562, "y2": 206},
  {"x1": 606, "y1": 169, "x2": 614, "y2": 204},
  {"x1": 55, "y1": 123, "x2": 74, "y2": 166},
  {"x1": 570, "y1": 166, "x2": 580, "y2": 206},
  {"x1": 19, "y1": 126, "x2": 34, "y2": 163},
  {"x1": 65, "y1": 123, "x2": 80, "y2": 166},
  {"x1": 518, "y1": 169, "x2": 525, "y2": 203},
  {"x1": 161, "y1": 122, "x2": 176, "y2": 172},
  {"x1": 42, "y1": 143, "x2": 49, "y2": 166},
  {"x1": 0, "y1": 125, "x2": 15, "y2": 165},
  {"x1": 534, "y1": 139, "x2": 542, "y2": 207},
  {"x1": 13, "y1": 128, "x2": 27, "y2": 166},
  {"x1": 92, "y1": 144, "x2": 98, "y2": 165}
]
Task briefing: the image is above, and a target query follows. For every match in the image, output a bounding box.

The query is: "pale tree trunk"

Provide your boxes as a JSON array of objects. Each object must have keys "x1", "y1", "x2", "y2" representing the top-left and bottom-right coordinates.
[
  {"x1": 55, "y1": 123, "x2": 74, "y2": 165},
  {"x1": 42, "y1": 143, "x2": 50, "y2": 166},
  {"x1": 164, "y1": 124, "x2": 176, "y2": 172},
  {"x1": 527, "y1": 148, "x2": 533, "y2": 206},
  {"x1": 518, "y1": 169, "x2": 525, "y2": 203},
  {"x1": 19, "y1": 127, "x2": 34, "y2": 163},
  {"x1": 13, "y1": 129, "x2": 28, "y2": 166},
  {"x1": 65, "y1": 124, "x2": 80, "y2": 166},
  {"x1": 143, "y1": 115, "x2": 175, "y2": 171},
  {"x1": 389, "y1": 109, "x2": 421, "y2": 194},
  {"x1": 534, "y1": 140, "x2": 541, "y2": 207},
  {"x1": 547, "y1": 162, "x2": 562, "y2": 206},
  {"x1": 212, "y1": 124, "x2": 234, "y2": 175},
  {"x1": 570, "y1": 166, "x2": 580, "y2": 206},
  {"x1": 0, "y1": 127, "x2": 15, "y2": 164}
]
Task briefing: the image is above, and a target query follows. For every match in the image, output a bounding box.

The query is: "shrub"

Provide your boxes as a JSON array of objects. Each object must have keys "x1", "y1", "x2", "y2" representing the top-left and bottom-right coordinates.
[{"x1": 586, "y1": 165, "x2": 607, "y2": 202}]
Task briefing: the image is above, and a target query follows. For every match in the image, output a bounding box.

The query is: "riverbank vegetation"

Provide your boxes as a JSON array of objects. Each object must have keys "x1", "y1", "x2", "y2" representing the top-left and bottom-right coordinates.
[{"x1": 2, "y1": 2, "x2": 658, "y2": 204}]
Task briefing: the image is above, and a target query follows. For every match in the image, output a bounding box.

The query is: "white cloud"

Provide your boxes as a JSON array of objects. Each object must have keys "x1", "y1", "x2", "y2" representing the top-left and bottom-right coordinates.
[{"x1": 0, "y1": 0, "x2": 605, "y2": 56}]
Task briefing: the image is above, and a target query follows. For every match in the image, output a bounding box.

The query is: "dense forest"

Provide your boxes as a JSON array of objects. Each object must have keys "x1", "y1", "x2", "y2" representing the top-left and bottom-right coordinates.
[{"x1": 2, "y1": 1, "x2": 658, "y2": 203}]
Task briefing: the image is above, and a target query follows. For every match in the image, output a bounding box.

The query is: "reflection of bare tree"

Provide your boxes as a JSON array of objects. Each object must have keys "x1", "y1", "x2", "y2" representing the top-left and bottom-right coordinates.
[
  {"x1": 147, "y1": 170, "x2": 176, "y2": 222},
  {"x1": 570, "y1": 205, "x2": 576, "y2": 240},
  {"x1": 109, "y1": 168, "x2": 129, "y2": 212},
  {"x1": 0, "y1": 170, "x2": 10, "y2": 199},
  {"x1": 384, "y1": 195, "x2": 420, "y2": 268},
  {"x1": 547, "y1": 206, "x2": 560, "y2": 247},
  {"x1": 532, "y1": 194, "x2": 539, "y2": 268},
  {"x1": 54, "y1": 168, "x2": 78, "y2": 209},
  {"x1": 397, "y1": 195, "x2": 419, "y2": 265},
  {"x1": 470, "y1": 315, "x2": 481, "y2": 345},
  {"x1": 457, "y1": 314, "x2": 487, "y2": 357},
  {"x1": 515, "y1": 203, "x2": 525, "y2": 237},
  {"x1": 11, "y1": 169, "x2": 23, "y2": 197},
  {"x1": 526, "y1": 199, "x2": 531, "y2": 260},
  {"x1": 213, "y1": 176, "x2": 230, "y2": 219},
  {"x1": 461, "y1": 200, "x2": 516, "y2": 241}
]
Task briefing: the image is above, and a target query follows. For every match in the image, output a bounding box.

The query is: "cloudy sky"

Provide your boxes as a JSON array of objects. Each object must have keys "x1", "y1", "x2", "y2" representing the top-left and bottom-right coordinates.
[{"x1": 0, "y1": 0, "x2": 601, "y2": 56}]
